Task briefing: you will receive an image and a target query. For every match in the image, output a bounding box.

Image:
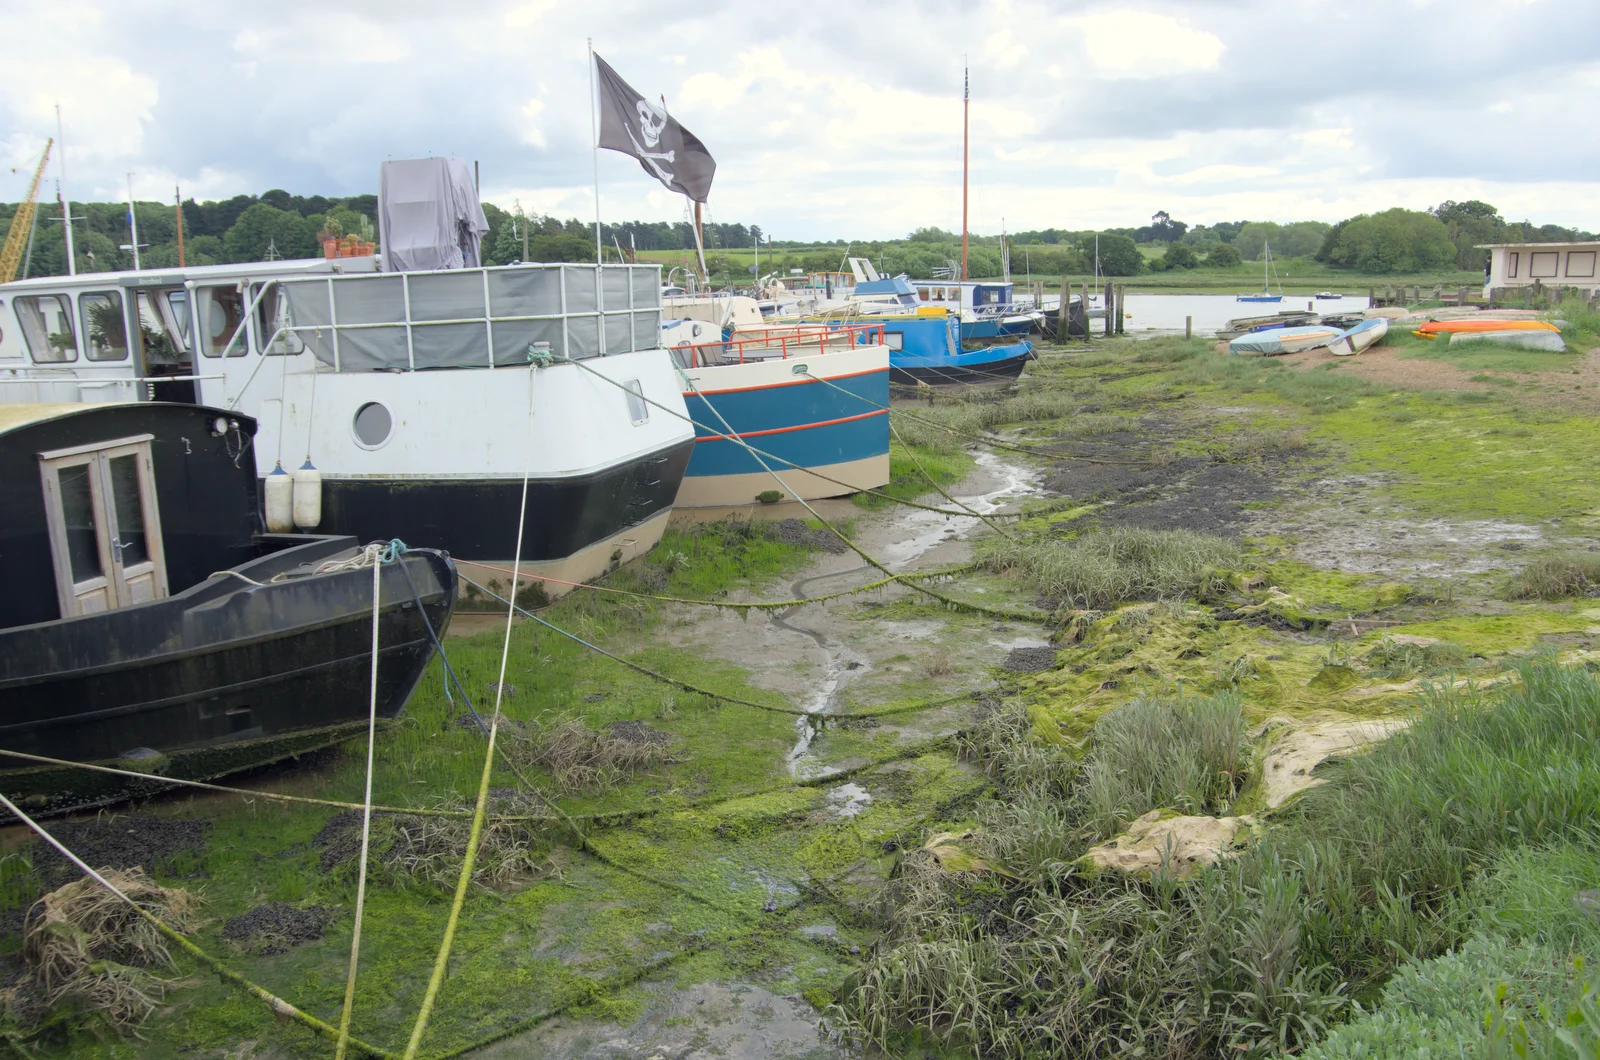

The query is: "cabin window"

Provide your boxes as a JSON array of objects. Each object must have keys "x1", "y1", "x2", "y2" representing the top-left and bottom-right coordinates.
[
  {"x1": 885, "y1": 333, "x2": 904, "y2": 351},
  {"x1": 80, "y1": 291, "x2": 130, "y2": 361},
  {"x1": 1566, "y1": 252, "x2": 1596, "y2": 279},
  {"x1": 918, "y1": 288, "x2": 930, "y2": 301},
  {"x1": 16, "y1": 294, "x2": 77, "y2": 362},
  {"x1": 1530, "y1": 251, "x2": 1559, "y2": 279},
  {"x1": 198, "y1": 286, "x2": 247, "y2": 357},
  {"x1": 1507, "y1": 252, "x2": 1518, "y2": 278},
  {"x1": 38, "y1": 435, "x2": 168, "y2": 617},
  {"x1": 351, "y1": 402, "x2": 394, "y2": 448},
  {"x1": 164, "y1": 290, "x2": 192, "y2": 347},
  {"x1": 623, "y1": 379, "x2": 649, "y2": 424},
  {"x1": 134, "y1": 290, "x2": 185, "y2": 368},
  {"x1": 253, "y1": 283, "x2": 305, "y2": 355}
]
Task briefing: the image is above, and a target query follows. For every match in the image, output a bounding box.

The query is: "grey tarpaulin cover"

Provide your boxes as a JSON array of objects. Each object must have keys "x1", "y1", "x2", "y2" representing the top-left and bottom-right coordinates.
[{"x1": 377, "y1": 157, "x2": 490, "y2": 272}]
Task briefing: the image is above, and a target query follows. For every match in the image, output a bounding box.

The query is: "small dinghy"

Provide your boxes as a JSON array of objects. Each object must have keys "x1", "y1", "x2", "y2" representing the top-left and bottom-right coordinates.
[
  {"x1": 1447, "y1": 330, "x2": 1566, "y2": 352},
  {"x1": 1228, "y1": 325, "x2": 1344, "y2": 357},
  {"x1": 0, "y1": 402, "x2": 455, "y2": 813},
  {"x1": 1415, "y1": 319, "x2": 1560, "y2": 337},
  {"x1": 1326, "y1": 317, "x2": 1389, "y2": 357}
]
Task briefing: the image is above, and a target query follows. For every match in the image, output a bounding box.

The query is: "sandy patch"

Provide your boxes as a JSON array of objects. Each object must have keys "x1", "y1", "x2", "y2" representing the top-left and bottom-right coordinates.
[
  {"x1": 1259, "y1": 717, "x2": 1409, "y2": 808},
  {"x1": 1082, "y1": 810, "x2": 1248, "y2": 877}
]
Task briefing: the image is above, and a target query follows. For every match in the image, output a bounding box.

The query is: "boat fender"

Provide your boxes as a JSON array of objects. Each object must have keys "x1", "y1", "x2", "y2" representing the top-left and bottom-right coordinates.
[
  {"x1": 265, "y1": 462, "x2": 294, "y2": 533},
  {"x1": 293, "y1": 459, "x2": 323, "y2": 529}
]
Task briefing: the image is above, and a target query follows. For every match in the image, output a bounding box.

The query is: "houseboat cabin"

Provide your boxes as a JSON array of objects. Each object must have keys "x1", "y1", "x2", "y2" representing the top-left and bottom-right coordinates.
[{"x1": 1480, "y1": 240, "x2": 1600, "y2": 295}]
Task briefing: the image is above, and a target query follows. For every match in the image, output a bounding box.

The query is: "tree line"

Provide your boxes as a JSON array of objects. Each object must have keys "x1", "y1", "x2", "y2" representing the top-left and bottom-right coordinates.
[{"x1": 2, "y1": 189, "x2": 1590, "y2": 282}]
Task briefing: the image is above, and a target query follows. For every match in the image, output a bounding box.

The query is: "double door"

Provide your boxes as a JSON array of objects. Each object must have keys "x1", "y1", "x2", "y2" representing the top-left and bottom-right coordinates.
[{"x1": 39, "y1": 436, "x2": 169, "y2": 617}]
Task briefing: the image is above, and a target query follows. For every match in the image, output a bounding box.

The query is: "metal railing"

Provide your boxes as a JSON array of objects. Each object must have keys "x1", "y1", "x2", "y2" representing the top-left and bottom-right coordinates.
[
  {"x1": 675, "y1": 322, "x2": 886, "y2": 368},
  {"x1": 269, "y1": 263, "x2": 663, "y2": 372}
]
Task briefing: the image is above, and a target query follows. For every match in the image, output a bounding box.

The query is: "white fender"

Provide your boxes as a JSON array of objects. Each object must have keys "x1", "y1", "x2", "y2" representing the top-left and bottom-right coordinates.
[
  {"x1": 264, "y1": 463, "x2": 294, "y2": 533},
  {"x1": 292, "y1": 459, "x2": 322, "y2": 529}
]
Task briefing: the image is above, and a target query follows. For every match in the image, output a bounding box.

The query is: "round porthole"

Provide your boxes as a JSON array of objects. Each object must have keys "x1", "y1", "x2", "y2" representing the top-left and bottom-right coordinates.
[{"x1": 352, "y1": 401, "x2": 393, "y2": 448}]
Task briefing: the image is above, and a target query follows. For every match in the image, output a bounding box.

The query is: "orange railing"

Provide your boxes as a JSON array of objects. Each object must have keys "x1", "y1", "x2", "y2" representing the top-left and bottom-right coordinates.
[{"x1": 675, "y1": 322, "x2": 886, "y2": 368}]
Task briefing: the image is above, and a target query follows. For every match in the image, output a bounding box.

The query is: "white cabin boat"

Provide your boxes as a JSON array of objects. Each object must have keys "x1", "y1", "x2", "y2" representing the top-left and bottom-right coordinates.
[{"x1": 0, "y1": 257, "x2": 694, "y2": 596}]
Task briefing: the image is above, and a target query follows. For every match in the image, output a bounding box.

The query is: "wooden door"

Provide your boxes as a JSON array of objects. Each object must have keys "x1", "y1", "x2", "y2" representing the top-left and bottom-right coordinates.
[{"x1": 40, "y1": 437, "x2": 169, "y2": 617}]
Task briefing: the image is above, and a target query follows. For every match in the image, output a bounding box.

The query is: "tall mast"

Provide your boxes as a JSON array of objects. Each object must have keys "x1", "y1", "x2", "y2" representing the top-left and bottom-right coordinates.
[
  {"x1": 588, "y1": 38, "x2": 603, "y2": 264},
  {"x1": 174, "y1": 185, "x2": 186, "y2": 267},
  {"x1": 126, "y1": 173, "x2": 141, "y2": 271},
  {"x1": 56, "y1": 104, "x2": 76, "y2": 276},
  {"x1": 961, "y1": 63, "x2": 969, "y2": 282}
]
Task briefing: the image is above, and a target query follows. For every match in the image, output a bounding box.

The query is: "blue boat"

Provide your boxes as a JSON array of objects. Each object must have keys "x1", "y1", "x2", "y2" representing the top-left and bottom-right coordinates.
[
  {"x1": 664, "y1": 321, "x2": 892, "y2": 507},
  {"x1": 1236, "y1": 243, "x2": 1284, "y2": 303},
  {"x1": 847, "y1": 263, "x2": 1040, "y2": 343},
  {"x1": 854, "y1": 312, "x2": 1034, "y2": 387}
]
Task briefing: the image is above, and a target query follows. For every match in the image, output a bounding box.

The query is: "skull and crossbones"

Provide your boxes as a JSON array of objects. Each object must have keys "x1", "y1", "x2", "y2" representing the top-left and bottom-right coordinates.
[{"x1": 627, "y1": 98, "x2": 676, "y2": 182}]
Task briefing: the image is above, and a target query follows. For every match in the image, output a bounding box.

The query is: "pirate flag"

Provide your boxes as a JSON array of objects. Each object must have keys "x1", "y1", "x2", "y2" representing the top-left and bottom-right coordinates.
[{"x1": 594, "y1": 53, "x2": 716, "y2": 203}]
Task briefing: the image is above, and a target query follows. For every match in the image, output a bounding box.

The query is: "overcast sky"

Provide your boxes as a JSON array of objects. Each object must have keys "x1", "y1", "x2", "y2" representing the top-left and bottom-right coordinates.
[{"x1": 5, "y1": 0, "x2": 1597, "y2": 241}]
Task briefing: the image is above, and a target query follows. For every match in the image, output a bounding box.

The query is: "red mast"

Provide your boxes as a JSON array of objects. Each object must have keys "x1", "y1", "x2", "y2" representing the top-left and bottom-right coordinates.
[{"x1": 961, "y1": 64, "x2": 969, "y2": 282}]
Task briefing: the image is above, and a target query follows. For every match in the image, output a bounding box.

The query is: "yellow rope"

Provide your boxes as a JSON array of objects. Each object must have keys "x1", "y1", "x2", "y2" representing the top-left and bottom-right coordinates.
[{"x1": 402, "y1": 362, "x2": 540, "y2": 1059}]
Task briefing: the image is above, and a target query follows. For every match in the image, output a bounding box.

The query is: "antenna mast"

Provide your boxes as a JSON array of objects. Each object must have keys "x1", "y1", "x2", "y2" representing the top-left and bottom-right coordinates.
[{"x1": 961, "y1": 63, "x2": 969, "y2": 282}]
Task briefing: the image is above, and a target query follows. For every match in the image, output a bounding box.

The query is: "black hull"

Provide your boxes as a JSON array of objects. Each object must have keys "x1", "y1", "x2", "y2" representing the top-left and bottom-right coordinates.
[
  {"x1": 0, "y1": 538, "x2": 456, "y2": 814},
  {"x1": 314, "y1": 438, "x2": 695, "y2": 562},
  {"x1": 889, "y1": 351, "x2": 1033, "y2": 388}
]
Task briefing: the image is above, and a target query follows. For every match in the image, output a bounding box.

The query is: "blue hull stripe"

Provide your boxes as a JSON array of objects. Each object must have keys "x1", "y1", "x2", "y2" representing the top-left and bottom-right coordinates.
[{"x1": 684, "y1": 369, "x2": 890, "y2": 479}]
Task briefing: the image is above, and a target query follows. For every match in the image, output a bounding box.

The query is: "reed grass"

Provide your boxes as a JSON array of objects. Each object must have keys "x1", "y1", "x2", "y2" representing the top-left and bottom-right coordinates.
[
  {"x1": 1505, "y1": 553, "x2": 1600, "y2": 599},
  {"x1": 838, "y1": 659, "x2": 1600, "y2": 1058},
  {"x1": 983, "y1": 526, "x2": 1242, "y2": 609}
]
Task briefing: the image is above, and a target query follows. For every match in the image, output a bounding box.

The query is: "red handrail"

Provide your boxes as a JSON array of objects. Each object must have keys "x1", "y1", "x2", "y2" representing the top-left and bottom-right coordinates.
[{"x1": 673, "y1": 322, "x2": 886, "y2": 369}]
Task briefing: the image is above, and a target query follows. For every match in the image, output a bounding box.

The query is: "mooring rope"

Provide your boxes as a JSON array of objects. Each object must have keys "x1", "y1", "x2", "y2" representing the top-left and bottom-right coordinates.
[
  {"x1": 335, "y1": 549, "x2": 385, "y2": 1059},
  {"x1": 455, "y1": 573, "x2": 987, "y2": 723},
  {"x1": 560, "y1": 354, "x2": 1044, "y2": 623},
  {"x1": 402, "y1": 361, "x2": 540, "y2": 1060},
  {"x1": 0, "y1": 790, "x2": 397, "y2": 1059}
]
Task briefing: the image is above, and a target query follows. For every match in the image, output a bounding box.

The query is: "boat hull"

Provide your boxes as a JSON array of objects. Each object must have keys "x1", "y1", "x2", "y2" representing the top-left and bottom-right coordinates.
[
  {"x1": 676, "y1": 346, "x2": 891, "y2": 506},
  {"x1": 890, "y1": 345, "x2": 1034, "y2": 387},
  {"x1": 0, "y1": 538, "x2": 456, "y2": 813},
  {"x1": 313, "y1": 436, "x2": 695, "y2": 564}
]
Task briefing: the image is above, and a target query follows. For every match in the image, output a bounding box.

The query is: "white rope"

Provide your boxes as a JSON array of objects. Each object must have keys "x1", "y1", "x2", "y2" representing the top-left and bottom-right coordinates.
[
  {"x1": 402, "y1": 360, "x2": 540, "y2": 1059},
  {"x1": 314, "y1": 542, "x2": 387, "y2": 576},
  {"x1": 335, "y1": 551, "x2": 384, "y2": 1059}
]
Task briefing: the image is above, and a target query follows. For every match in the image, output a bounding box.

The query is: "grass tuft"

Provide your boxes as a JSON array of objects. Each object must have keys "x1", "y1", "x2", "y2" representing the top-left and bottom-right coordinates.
[
  {"x1": 1505, "y1": 553, "x2": 1600, "y2": 599},
  {"x1": 983, "y1": 526, "x2": 1242, "y2": 609}
]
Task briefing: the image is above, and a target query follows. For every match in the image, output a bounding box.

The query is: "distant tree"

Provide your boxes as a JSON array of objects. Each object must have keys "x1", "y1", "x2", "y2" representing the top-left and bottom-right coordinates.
[
  {"x1": 1325, "y1": 208, "x2": 1457, "y2": 273},
  {"x1": 1135, "y1": 210, "x2": 1189, "y2": 244},
  {"x1": 1163, "y1": 242, "x2": 1198, "y2": 269},
  {"x1": 1277, "y1": 221, "x2": 1331, "y2": 259},
  {"x1": 223, "y1": 202, "x2": 318, "y2": 261},
  {"x1": 259, "y1": 189, "x2": 294, "y2": 212},
  {"x1": 1082, "y1": 233, "x2": 1142, "y2": 276},
  {"x1": 1431, "y1": 200, "x2": 1505, "y2": 269},
  {"x1": 1204, "y1": 242, "x2": 1242, "y2": 268},
  {"x1": 1233, "y1": 221, "x2": 1282, "y2": 261},
  {"x1": 527, "y1": 232, "x2": 595, "y2": 263},
  {"x1": 1210, "y1": 220, "x2": 1248, "y2": 244},
  {"x1": 908, "y1": 226, "x2": 957, "y2": 243}
]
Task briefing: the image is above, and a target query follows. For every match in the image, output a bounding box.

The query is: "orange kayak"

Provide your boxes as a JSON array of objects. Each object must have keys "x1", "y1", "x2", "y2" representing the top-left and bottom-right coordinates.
[{"x1": 1416, "y1": 319, "x2": 1559, "y2": 337}]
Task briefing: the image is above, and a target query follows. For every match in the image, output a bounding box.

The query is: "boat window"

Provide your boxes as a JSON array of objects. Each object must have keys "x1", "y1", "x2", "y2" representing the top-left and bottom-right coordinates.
[
  {"x1": 163, "y1": 290, "x2": 192, "y2": 349},
  {"x1": 885, "y1": 333, "x2": 904, "y2": 351},
  {"x1": 80, "y1": 291, "x2": 130, "y2": 361},
  {"x1": 135, "y1": 290, "x2": 185, "y2": 368},
  {"x1": 352, "y1": 402, "x2": 394, "y2": 447},
  {"x1": 57, "y1": 463, "x2": 104, "y2": 583},
  {"x1": 16, "y1": 294, "x2": 77, "y2": 362},
  {"x1": 254, "y1": 283, "x2": 305, "y2": 355},
  {"x1": 39, "y1": 435, "x2": 167, "y2": 617},
  {"x1": 198, "y1": 286, "x2": 247, "y2": 357},
  {"x1": 624, "y1": 379, "x2": 649, "y2": 424}
]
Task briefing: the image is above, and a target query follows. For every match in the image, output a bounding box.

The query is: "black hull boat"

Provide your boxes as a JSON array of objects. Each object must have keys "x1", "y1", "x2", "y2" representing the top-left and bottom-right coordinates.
[
  {"x1": 889, "y1": 347, "x2": 1034, "y2": 388},
  {"x1": 0, "y1": 403, "x2": 455, "y2": 813}
]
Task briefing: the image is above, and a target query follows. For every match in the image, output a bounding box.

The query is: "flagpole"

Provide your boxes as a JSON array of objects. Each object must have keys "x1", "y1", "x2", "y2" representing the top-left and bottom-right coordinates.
[{"x1": 588, "y1": 38, "x2": 602, "y2": 264}]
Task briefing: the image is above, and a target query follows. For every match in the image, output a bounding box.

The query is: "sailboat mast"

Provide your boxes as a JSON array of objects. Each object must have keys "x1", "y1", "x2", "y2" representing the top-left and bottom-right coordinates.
[{"x1": 961, "y1": 64, "x2": 969, "y2": 282}]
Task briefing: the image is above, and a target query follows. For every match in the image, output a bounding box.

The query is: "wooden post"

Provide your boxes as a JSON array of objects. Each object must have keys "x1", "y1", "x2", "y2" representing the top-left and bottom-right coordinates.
[
  {"x1": 1104, "y1": 281, "x2": 1113, "y2": 337},
  {"x1": 1458, "y1": 285, "x2": 1467, "y2": 307},
  {"x1": 1185, "y1": 315, "x2": 1192, "y2": 339},
  {"x1": 1115, "y1": 284, "x2": 1125, "y2": 335},
  {"x1": 1057, "y1": 275, "x2": 1070, "y2": 339},
  {"x1": 1368, "y1": 285, "x2": 1375, "y2": 307}
]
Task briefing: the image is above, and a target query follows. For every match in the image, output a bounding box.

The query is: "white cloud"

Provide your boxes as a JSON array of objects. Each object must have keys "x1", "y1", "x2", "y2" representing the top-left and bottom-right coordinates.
[{"x1": 1064, "y1": 10, "x2": 1225, "y2": 77}]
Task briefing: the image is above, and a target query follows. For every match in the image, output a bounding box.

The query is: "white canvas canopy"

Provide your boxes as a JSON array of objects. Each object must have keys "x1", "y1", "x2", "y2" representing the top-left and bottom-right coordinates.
[{"x1": 377, "y1": 158, "x2": 489, "y2": 273}]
